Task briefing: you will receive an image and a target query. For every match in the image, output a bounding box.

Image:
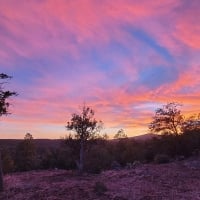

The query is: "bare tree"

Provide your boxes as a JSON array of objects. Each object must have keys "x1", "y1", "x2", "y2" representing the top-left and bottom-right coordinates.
[
  {"x1": 66, "y1": 104, "x2": 102, "y2": 173},
  {"x1": 149, "y1": 102, "x2": 184, "y2": 135},
  {"x1": 0, "y1": 73, "x2": 17, "y2": 191}
]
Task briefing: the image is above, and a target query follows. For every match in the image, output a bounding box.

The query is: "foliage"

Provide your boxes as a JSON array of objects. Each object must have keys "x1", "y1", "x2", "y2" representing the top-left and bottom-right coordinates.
[
  {"x1": 1, "y1": 127, "x2": 200, "y2": 173},
  {"x1": 182, "y1": 114, "x2": 200, "y2": 132},
  {"x1": 66, "y1": 105, "x2": 102, "y2": 141},
  {"x1": 0, "y1": 73, "x2": 17, "y2": 192},
  {"x1": 114, "y1": 129, "x2": 127, "y2": 139},
  {"x1": 0, "y1": 73, "x2": 17, "y2": 116},
  {"x1": 84, "y1": 143, "x2": 112, "y2": 173},
  {"x1": 1, "y1": 148, "x2": 15, "y2": 174},
  {"x1": 112, "y1": 138, "x2": 142, "y2": 166},
  {"x1": 0, "y1": 102, "x2": 200, "y2": 175},
  {"x1": 149, "y1": 102, "x2": 184, "y2": 135},
  {"x1": 66, "y1": 104, "x2": 102, "y2": 173},
  {"x1": 15, "y1": 133, "x2": 36, "y2": 171}
]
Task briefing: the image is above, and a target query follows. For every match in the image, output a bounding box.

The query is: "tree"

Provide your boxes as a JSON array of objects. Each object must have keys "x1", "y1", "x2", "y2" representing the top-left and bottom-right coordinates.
[
  {"x1": 114, "y1": 129, "x2": 127, "y2": 139},
  {"x1": 0, "y1": 73, "x2": 17, "y2": 116},
  {"x1": 149, "y1": 102, "x2": 184, "y2": 135},
  {"x1": 66, "y1": 105, "x2": 102, "y2": 173},
  {"x1": 182, "y1": 114, "x2": 200, "y2": 132},
  {"x1": 0, "y1": 73, "x2": 17, "y2": 191},
  {"x1": 15, "y1": 133, "x2": 36, "y2": 171}
]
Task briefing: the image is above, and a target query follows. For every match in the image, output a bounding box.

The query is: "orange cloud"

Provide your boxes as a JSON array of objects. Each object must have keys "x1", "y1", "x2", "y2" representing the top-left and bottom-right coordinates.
[{"x1": 0, "y1": 0, "x2": 199, "y2": 138}]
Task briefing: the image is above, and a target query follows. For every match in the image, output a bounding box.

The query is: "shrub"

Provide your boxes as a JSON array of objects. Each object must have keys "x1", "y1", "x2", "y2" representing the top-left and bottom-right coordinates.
[
  {"x1": 1, "y1": 149, "x2": 15, "y2": 173},
  {"x1": 93, "y1": 181, "x2": 108, "y2": 196},
  {"x1": 85, "y1": 145, "x2": 112, "y2": 173},
  {"x1": 154, "y1": 154, "x2": 170, "y2": 164},
  {"x1": 15, "y1": 135, "x2": 37, "y2": 171}
]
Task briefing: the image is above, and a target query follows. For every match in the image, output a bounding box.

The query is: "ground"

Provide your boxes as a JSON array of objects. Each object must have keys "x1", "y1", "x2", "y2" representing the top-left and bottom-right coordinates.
[{"x1": 1, "y1": 159, "x2": 200, "y2": 200}]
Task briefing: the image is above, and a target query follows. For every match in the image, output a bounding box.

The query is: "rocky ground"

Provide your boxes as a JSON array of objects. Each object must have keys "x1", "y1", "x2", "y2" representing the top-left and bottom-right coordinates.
[{"x1": 1, "y1": 158, "x2": 200, "y2": 200}]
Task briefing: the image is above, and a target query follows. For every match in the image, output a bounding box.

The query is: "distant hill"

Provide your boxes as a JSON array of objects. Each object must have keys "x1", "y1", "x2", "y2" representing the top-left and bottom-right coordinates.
[
  {"x1": 132, "y1": 133, "x2": 159, "y2": 141},
  {"x1": 0, "y1": 139, "x2": 62, "y2": 150},
  {"x1": 110, "y1": 133, "x2": 159, "y2": 143},
  {"x1": 0, "y1": 139, "x2": 21, "y2": 150},
  {"x1": 0, "y1": 133, "x2": 158, "y2": 150}
]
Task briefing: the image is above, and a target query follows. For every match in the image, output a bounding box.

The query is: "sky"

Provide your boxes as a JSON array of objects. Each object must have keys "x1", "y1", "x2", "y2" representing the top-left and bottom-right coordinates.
[{"x1": 0, "y1": 0, "x2": 200, "y2": 139}]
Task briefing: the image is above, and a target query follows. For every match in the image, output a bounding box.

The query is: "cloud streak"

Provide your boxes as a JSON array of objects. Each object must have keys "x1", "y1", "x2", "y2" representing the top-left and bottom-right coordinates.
[{"x1": 0, "y1": 0, "x2": 199, "y2": 138}]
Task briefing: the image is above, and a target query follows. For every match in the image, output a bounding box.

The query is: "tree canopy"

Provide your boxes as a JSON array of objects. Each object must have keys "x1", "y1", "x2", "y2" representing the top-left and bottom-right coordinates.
[
  {"x1": 15, "y1": 133, "x2": 36, "y2": 171},
  {"x1": 66, "y1": 105, "x2": 102, "y2": 173},
  {"x1": 0, "y1": 73, "x2": 17, "y2": 191},
  {"x1": 114, "y1": 129, "x2": 127, "y2": 139},
  {"x1": 149, "y1": 102, "x2": 184, "y2": 135},
  {"x1": 0, "y1": 73, "x2": 17, "y2": 116},
  {"x1": 182, "y1": 114, "x2": 200, "y2": 133}
]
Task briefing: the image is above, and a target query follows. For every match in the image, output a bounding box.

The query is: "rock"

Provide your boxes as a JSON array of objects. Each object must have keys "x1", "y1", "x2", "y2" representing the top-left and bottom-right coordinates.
[
  {"x1": 111, "y1": 161, "x2": 121, "y2": 170},
  {"x1": 125, "y1": 161, "x2": 141, "y2": 169},
  {"x1": 184, "y1": 160, "x2": 200, "y2": 169},
  {"x1": 132, "y1": 161, "x2": 141, "y2": 168}
]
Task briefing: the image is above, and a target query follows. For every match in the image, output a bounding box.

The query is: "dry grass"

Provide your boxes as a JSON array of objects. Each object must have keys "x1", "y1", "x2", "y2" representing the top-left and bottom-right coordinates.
[{"x1": 1, "y1": 159, "x2": 200, "y2": 200}]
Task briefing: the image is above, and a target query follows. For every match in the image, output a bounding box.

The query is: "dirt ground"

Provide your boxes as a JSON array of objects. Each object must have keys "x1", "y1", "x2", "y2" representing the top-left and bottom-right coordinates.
[{"x1": 1, "y1": 159, "x2": 200, "y2": 200}]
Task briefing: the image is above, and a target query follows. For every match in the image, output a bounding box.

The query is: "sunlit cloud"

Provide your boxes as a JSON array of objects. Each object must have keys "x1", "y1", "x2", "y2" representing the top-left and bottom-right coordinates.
[{"x1": 0, "y1": 0, "x2": 199, "y2": 138}]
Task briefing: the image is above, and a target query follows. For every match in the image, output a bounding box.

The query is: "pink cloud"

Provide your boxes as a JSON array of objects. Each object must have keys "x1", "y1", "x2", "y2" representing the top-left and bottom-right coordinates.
[
  {"x1": 0, "y1": 0, "x2": 186, "y2": 60},
  {"x1": 0, "y1": 0, "x2": 199, "y2": 138}
]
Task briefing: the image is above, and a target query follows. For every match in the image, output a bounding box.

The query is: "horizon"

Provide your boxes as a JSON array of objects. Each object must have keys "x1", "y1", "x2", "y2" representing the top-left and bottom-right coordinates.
[
  {"x1": 0, "y1": 133, "x2": 156, "y2": 140},
  {"x1": 0, "y1": 1, "x2": 199, "y2": 139}
]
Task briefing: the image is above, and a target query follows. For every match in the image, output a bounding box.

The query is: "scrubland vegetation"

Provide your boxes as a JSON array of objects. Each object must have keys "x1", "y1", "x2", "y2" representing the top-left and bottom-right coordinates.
[
  {"x1": 1, "y1": 73, "x2": 200, "y2": 199},
  {"x1": 1, "y1": 127, "x2": 200, "y2": 175},
  {"x1": 1, "y1": 102, "x2": 200, "y2": 175},
  {"x1": 1, "y1": 153, "x2": 200, "y2": 199}
]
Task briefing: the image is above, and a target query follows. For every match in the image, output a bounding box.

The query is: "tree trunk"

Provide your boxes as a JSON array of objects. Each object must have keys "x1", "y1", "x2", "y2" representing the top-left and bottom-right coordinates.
[
  {"x1": 0, "y1": 152, "x2": 3, "y2": 192},
  {"x1": 79, "y1": 139, "x2": 84, "y2": 173}
]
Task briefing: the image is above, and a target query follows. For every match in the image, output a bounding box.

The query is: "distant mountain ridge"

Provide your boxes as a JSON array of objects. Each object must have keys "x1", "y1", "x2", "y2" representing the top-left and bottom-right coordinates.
[
  {"x1": 0, "y1": 139, "x2": 61, "y2": 150},
  {"x1": 131, "y1": 133, "x2": 159, "y2": 141},
  {"x1": 0, "y1": 133, "x2": 158, "y2": 149}
]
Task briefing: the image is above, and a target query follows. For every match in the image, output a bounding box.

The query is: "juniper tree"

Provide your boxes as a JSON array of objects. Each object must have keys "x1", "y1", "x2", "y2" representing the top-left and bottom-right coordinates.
[
  {"x1": 149, "y1": 102, "x2": 184, "y2": 135},
  {"x1": 66, "y1": 105, "x2": 102, "y2": 173},
  {"x1": 114, "y1": 129, "x2": 127, "y2": 139},
  {"x1": 0, "y1": 73, "x2": 17, "y2": 191},
  {"x1": 15, "y1": 133, "x2": 36, "y2": 171}
]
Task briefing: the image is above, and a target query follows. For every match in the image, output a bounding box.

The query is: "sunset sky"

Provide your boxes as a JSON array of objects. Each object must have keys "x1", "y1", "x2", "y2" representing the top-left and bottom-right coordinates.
[{"x1": 0, "y1": 0, "x2": 200, "y2": 139}]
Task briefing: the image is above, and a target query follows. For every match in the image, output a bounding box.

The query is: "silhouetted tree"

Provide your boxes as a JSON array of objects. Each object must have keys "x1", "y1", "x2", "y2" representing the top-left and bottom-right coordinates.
[
  {"x1": 182, "y1": 114, "x2": 200, "y2": 132},
  {"x1": 114, "y1": 129, "x2": 127, "y2": 139},
  {"x1": 149, "y1": 102, "x2": 184, "y2": 135},
  {"x1": 0, "y1": 74, "x2": 17, "y2": 116},
  {"x1": 0, "y1": 73, "x2": 17, "y2": 191},
  {"x1": 15, "y1": 133, "x2": 36, "y2": 171},
  {"x1": 66, "y1": 105, "x2": 102, "y2": 173},
  {"x1": 180, "y1": 114, "x2": 200, "y2": 156}
]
